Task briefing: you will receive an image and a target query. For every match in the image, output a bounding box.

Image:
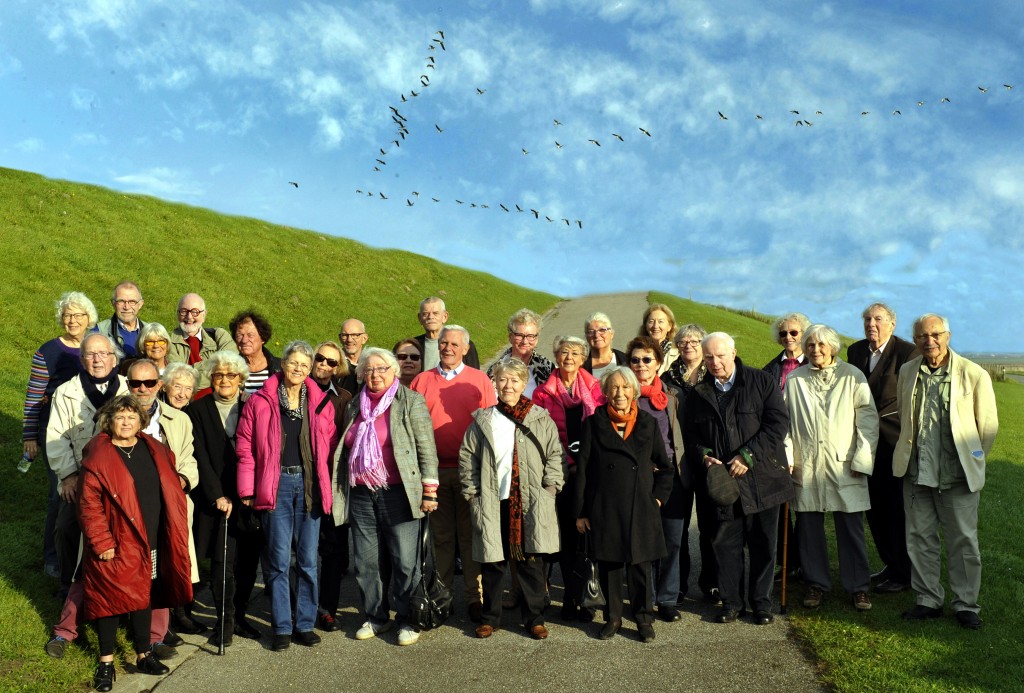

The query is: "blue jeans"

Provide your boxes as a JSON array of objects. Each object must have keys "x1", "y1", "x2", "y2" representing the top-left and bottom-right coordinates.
[
  {"x1": 349, "y1": 485, "x2": 420, "y2": 625},
  {"x1": 262, "y1": 471, "x2": 321, "y2": 634},
  {"x1": 654, "y1": 516, "x2": 690, "y2": 606}
]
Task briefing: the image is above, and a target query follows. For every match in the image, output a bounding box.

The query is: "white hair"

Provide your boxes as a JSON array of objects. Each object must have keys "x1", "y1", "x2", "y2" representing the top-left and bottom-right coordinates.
[
  {"x1": 440, "y1": 324, "x2": 471, "y2": 345},
  {"x1": 702, "y1": 331, "x2": 735, "y2": 351}
]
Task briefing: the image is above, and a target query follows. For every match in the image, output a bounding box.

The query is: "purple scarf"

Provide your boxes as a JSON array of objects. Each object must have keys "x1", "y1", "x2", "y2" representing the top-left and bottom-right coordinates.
[{"x1": 348, "y1": 379, "x2": 399, "y2": 490}]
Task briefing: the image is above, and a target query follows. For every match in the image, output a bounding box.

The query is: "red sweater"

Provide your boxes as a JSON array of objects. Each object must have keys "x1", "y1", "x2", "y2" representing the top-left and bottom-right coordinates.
[{"x1": 411, "y1": 366, "x2": 497, "y2": 468}]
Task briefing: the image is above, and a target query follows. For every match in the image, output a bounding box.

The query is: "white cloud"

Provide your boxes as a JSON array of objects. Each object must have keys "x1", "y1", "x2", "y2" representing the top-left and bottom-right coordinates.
[
  {"x1": 114, "y1": 167, "x2": 202, "y2": 197},
  {"x1": 15, "y1": 138, "x2": 43, "y2": 152}
]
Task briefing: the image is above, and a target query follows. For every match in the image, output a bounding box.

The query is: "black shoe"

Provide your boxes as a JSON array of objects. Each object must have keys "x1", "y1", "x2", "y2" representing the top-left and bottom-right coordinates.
[
  {"x1": 870, "y1": 566, "x2": 891, "y2": 582},
  {"x1": 172, "y1": 605, "x2": 207, "y2": 634},
  {"x1": 560, "y1": 602, "x2": 579, "y2": 621},
  {"x1": 45, "y1": 636, "x2": 68, "y2": 659},
  {"x1": 704, "y1": 588, "x2": 723, "y2": 607},
  {"x1": 902, "y1": 604, "x2": 943, "y2": 620},
  {"x1": 293, "y1": 630, "x2": 321, "y2": 647},
  {"x1": 753, "y1": 610, "x2": 774, "y2": 625},
  {"x1": 657, "y1": 605, "x2": 682, "y2": 622},
  {"x1": 272, "y1": 634, "x2": 291, "y2": 651},
  {"x1": 317, "y1": 613, "x2": 340, "y2": 632},
  {"x1": 149, "y1": 641, "x2": 177, "y2": 660},
  {"x1": 234, "y1": 617, "x2": 261, "y2": 639},
  {"x1": 874, "y1": 579, "x2": 909, "y2": 594},
  {"x1": 162, "y1": 629, "x2": 184, "y2": 647},
  {"x1": 598, "y1": 619, "x2": 621, "y2": 640},
  {"x1": 955, "y1": 610, "x2": 982, "y2": 630},
  {"x1": 209, "y1": 622, "x2": 234, "y2": 648},
  {"x1": 715, "y1": 609, "x2": 740, "y2": 624},
  {"x1": 577, "y1": 607, "x2": 596, "y2": 623},
  {"x1": 93, "y1": 662, "x2": 115, "y2": 692},
  {"x1": 637, "y1": 623, "x2": 656, "y2": 643},
  {"x1": 136, "y1": 653, "x2": 170, "y2": 676}
]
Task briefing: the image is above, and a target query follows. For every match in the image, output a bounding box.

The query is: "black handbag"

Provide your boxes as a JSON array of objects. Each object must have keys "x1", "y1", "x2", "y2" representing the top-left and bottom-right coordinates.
[
  {"x1": 572, "y1": 530, "x2": 606, "y2": 609},
  {"x1": 408, "y1": 518, "x2": 454, "y2": 631}
]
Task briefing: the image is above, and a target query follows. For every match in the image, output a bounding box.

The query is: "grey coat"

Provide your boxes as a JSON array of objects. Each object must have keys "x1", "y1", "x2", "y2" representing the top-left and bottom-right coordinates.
[
  {"x1": 330, "y1": 385, "x2": 439, "y2": 525},
  {"x1": 459, "y1": 405, "x2": 564, "y2": 563}
]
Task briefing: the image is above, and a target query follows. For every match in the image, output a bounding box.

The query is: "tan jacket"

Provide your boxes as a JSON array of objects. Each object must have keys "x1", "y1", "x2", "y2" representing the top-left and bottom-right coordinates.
[
  {"x1": 783, "y1": 361, "x2": 879, "y2": 513},
  {"x1": 893, "y1": 349, "x2": 998, "y2": 492},
  {"x1": 459, "y1": 406, "x2": 564, "y2": 563},
  {"x1": 158, "y1": 403, "x2": 199, "y2": 582},
  {"x1": 45, "y1": 375, "x2": 129, "y2": 481}
]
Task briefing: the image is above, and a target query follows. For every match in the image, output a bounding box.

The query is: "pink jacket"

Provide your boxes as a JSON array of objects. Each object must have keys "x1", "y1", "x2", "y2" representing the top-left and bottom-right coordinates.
[
  {"x1": 236, "y1": 373, "x2": 338, "y2": 513},
  {"x1": 532, "y1": 368, "x2": 605, "y2": 465}
]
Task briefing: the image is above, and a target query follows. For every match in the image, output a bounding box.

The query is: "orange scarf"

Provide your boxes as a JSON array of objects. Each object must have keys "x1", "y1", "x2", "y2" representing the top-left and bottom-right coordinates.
[{"x1": 606, "y1": 401, "x2": 638, "y2": 440}]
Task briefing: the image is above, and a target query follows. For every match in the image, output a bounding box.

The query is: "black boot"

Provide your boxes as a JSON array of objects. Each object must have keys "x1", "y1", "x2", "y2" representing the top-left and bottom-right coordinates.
[
  {"x1": 93, "y1": 662, "x2": 115, "y2": 692},
  {"x1": 172, "y1": 602, "x2": 207, "y2": 634}
]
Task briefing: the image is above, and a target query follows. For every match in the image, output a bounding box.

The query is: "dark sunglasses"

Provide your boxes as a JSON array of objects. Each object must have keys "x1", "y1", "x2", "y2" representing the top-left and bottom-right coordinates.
[
  {"x1": 127, "y1": 378, "x2": 159, "y2": 388},
  {"x1": 630, "y1": 356, "x2": 656, "y2": 365},
  {"x1": 779, "y1": 330, "x2": 800, "y2": 338},
  {"x1": 396, "y1": 353, "x2": 422, "y2": 362},
  {"x1": 314, "y1": 353, "x2": 339, "y2": 367}
]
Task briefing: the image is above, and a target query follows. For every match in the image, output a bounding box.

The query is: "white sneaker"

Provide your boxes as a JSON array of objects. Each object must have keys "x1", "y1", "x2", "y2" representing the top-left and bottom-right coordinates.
[
  {"x1": 355, "y1": 620, "x2": 394, "y2": 640},
  {"x1": 397, "y1": 625, "x2": 420, "y2": 646}
]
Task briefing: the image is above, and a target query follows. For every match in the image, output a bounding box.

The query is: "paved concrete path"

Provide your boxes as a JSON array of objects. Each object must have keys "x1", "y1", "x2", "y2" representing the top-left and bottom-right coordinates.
[{"x1": 128, "y1": 294, "x2": 824, "y2": 693}]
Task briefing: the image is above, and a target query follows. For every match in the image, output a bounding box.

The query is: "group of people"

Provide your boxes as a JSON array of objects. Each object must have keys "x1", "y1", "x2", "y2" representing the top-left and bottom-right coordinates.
[{"x1": 23, "y1": 284, "x2": 999, "y2": 689}]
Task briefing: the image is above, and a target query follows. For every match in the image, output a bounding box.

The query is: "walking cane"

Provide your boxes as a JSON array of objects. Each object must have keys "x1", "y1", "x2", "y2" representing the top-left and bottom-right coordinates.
[
  {"x1": 219, "y1": 512, "x2": 228, "y2": 656},
  {"x1": 780, "y1": 501, "x2": 790, "y2": 615}
]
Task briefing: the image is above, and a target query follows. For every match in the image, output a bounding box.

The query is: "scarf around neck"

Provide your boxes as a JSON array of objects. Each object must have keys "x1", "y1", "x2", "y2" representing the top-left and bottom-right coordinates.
[
  {"x1": 81, "y1": 370, "x2": 120, "y2": 411},
  {"x1": 553, "y1": 371, "x2": 598, "y2": 418},
  {"x1": 606, "y1": 401, "x2": 639, "y2": 440},
  {"x1": 640, "y1": 381, "x2": 668, "y2": 410},
  {"x1": 278, "y1": 380, "x2": 307, "y2": 421},
  {"x1": 496, "y1": 395, "x2": 533, "y2": 561},
  {"x1": 348, "y1": 379, "x2": 400, "y2": 491}
]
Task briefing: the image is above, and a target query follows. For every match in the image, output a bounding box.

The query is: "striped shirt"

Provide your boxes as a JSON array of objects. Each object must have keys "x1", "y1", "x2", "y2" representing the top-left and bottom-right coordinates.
[
  {"x1": 245, "y1": 369, "x2": 271, "y2": 394},
  {"x1": 23, "y1": 338, "x2": 82, "y2": 443}
]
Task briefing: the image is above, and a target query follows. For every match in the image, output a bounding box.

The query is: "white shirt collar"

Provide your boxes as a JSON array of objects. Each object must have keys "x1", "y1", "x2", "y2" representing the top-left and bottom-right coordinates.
[
  {"x1": 437, "y1": 362, "x2": 466, "y2": 381},
  {"x1": 714, "y1": 367, "x2": 737, "y2": 392}
]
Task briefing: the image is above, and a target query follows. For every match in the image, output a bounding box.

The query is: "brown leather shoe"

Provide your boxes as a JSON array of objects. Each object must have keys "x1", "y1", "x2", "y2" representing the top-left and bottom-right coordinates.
[
  {"x1": 529, "y1": 624, "x2": 549, "y2": 640},
  {"x1": 474, "y1": 624, "x2": 496, "y2": 638}
]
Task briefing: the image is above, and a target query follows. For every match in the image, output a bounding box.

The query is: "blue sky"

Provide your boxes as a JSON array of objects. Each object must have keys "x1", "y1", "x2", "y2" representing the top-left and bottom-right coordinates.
[{"x1": 2, "y1": 0, "x2": 1022, "y2": 351}]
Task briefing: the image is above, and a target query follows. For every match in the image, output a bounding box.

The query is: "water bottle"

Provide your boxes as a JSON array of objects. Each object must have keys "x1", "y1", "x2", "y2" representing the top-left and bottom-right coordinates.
[{"x1": 17, "y1": 454, "x2": 32, "y2": 473}]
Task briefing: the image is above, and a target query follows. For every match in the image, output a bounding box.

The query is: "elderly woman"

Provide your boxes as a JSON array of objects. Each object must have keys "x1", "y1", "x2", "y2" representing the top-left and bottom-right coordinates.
[
  {"x1": 188, "y1": 351, "x2": 265, "y2": 644},
  {"x1": 532, "y1": 335, "x2": 604, "y2": 621},
  {"x1": 575, "y1": 367, "x2": 673, "y2": 643},
  {"x1": 460, "y1": 359, "x2": 564, "y2": 639},
  {"x1": 662, "y1": 324, "x2": 707, "y2": 391},
  {"x1": 161, "y1": 363, "x2": 198, "y2": 410},
  {"x1": 582, "y1": 312, "x2": 626, "y2": 380},
  {"x1": 136, "y1": 323, "x2": 172, "y2": 374},
  {"x1": 78, "y1": 395, "x2": 191, "y2": 691},
  {"x1": 229, "y1": 310, "x2": 280, "y2": 394},
  {"x1": 488, "y1": 308, "x2": 555, "y2": 398},
  {"x1": 333, "y1": 347, "x2": 438, "y2": 647},
  {"x1": 392, "y1": 338, "x2": 424, "y2": 388},
  {"x1": 638, "y1": 303, "x2": 678, "y2": 375},
  {"x1": 23, "y1": 291, "x2": 97, "y2": 577},
  {"x1": 784, "y1": 325, "x2": 879, "y2": 612},
  {"x1": 626, "y1": 336, "x2": 692, "y2": 623},
  {"x1": 236, "y1": 340, "x2": 338, "y2": 651}
]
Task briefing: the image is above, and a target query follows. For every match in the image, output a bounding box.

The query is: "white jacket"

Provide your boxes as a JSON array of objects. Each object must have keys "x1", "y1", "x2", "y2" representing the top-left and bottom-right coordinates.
[{"x1": 45, "y1": 374, "x2": 129, "y2": 481}]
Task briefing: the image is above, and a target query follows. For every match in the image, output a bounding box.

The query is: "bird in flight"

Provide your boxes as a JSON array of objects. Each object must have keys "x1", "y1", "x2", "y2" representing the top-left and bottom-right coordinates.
[
  {"x1": 978, "y1": 86, "x2": 988, "y2": 93},
  {"x1": 376, "y1": 159, "x2": 386, "y2": 165},
  {"x1": 612, "y1": 133, "x2": 624, "y2": 141},
  {"x1": 379, "y1": 148, "x2": 386, "y2": 156},
  {"x1": 1005, "y1": 84, "x2": 1014, "y2": 90},
  {"x1": 410, "y1": 90, "x2": 419, "y2": 97},
  {"x1": 794, "y1": 120, "x2": 804, "y2": 126},
  {"x1": 815, "y1": 110, "x2": 823, "y2": 115},
  {"x1": 499, "y1": 204, "x2": 509, "y2": 212},
  {"x1": 435, "y1": 124, "x2": 443, "y2": 133},
  {"x1": 433, "y1": 38, "x2": 445, "y2": 50},
  {"x1": 476, "y1": 87, "x2": 486, "y2": 95},
  {"x1": 544, "y1": 216, "x2": 553, "y2": 223},
  {"x1": 755, "y1": 114, "x2": 763, "y2": 120},
  {"x1": 555, "y1": 141, "x2": 563, "y2": 149},
  {"x1": 892, "y1": 110, "x2": 901, "y2": 116},
  {"x1": 575, "y1": 220, "x2": 583, "y2": 229},
  {"x1": 940, "y1": 97, "x2": 951, "y2": 103},
  {"x1": 521, "y1": 148, "x2": 528, "y2": 155},
  {"x1": 288, "y1": 181, "x2": 299, "y2": 188},
  {"x1": 917, "y1": 101, "x2": 925, "y2": 106},
  {"x1": 789, "y1": 110, "x2": 799, "y2": 115},
  {"x1": 373, "y1": 166, "x2": 380, "y2": 172},
  {"x1": 553, "y1": 119, "x2": 562, "y2": 126},
  {"x1": 432, "y1": 197, "x2": 440, "y2": 202},
  {"x1": 860, "y1": 111, "x2": 870, "y2": 116},
  {"x1": 530, "y1": 209, "x2": 539, "y2": 219},
  {"x1": 355, "y1": 189, "x2": 363, "y2": 194},
  {"x1": 455, "y1": 199, "x2": 464, "y2": 204},
  {"x1": 588, "y1": 139, "x2": 601, "y2": 146},
  {"x1": 638, "y1": 127, "x2": 651, "y2": 136},
  {"x1": 515, "y1": 204, "x2": 524, "y2": 212},
  {"x1": 379, "y1": 192, "x2": 387, "y2": 199},
  {"x1": 436, "y1": 30, "x2": 444, "y2": 39},
  {"x1": 562, "y1": 218, "x2": 570, "y2": 226},
  {"x1": 406, "y1": 199, "x2": 414, "y2": 207},
  {"x1": 717, "y1": 111, "x2": 728, "y2": 120}
]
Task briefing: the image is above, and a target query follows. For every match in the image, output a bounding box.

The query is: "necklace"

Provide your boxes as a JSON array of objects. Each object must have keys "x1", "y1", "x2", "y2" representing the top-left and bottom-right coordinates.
[{"x1": 114, "y1": 442, "x2": 137, "y2": 458}]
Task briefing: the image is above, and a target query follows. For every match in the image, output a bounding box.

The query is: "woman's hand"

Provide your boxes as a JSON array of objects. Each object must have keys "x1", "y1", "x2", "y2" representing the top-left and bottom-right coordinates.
[
  {"x1": 215, "y1": 497, "x2": 233, "y2": 517},
  {"x1": 576, "y1": 517, "x2": 591, "y2": 533},
  {"x1": 421, "y1": 495, "x2": 438, "y2": 514},
  {"x1": 99, "y1": 548, "x2": 115, "y2": 561},
  {"x1": 23, "y1": 440, "x2": 38, "y2": 460},
  {"x1": 241, "y1": 498, "x2": 253, "y2": 507}
]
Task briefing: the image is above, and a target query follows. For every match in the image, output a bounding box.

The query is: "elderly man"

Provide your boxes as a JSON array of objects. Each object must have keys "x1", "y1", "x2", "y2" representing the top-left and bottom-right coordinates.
[
  {"x1": 413, "y1": 297, "x2": 480, "y2": 370},
  {"x1": 846, "y1": 302, "x2": 918, "y2": 593},
  {"x1": 411, "y1": 325, "x2": 497, "y2": 622},
  {"x1": 338, "y1": 318, "x2": 368, "y2": 391},
  {"x1": 94, "y1": 281, "x2": 147, "y2": 357},
  {"x1": 167, "y1": 293, "x2": 236, "y2": 369},
  {"x1": 684, "y1": 332, "x2": 792, "y2": 625},
  {"x1": 487, "y1": 308, "x2": 554, "y2": 398},
  {"x1": 893, "y1": 314, "x2": 998, "y2": 630}
]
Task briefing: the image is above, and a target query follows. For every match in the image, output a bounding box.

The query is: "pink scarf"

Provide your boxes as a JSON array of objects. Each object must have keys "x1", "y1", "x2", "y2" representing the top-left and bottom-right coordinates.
[
  {"x1": 554, "y1": 370, "x2": 598, "y2": 418},
  {"x1": 348, "y1": 379, "x2": 399, "y2": 490}
]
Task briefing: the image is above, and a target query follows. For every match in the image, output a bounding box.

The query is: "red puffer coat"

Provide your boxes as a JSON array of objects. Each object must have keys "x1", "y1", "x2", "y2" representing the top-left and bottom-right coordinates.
[{"x1": 77, "y1": 432, "x2": 193, "y2": 620}]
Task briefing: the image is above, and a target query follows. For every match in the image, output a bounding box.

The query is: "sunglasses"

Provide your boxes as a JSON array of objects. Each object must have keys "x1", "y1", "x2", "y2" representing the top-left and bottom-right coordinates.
[
  {"x1": 630, "y1": 356, "x2": 656, "y2": 365},
  {"x1": 779, "y1": 330, "x2": 800, "y2": 338},
  {"x1": 396, "y1": 353, "x2": 422, "y2": 362},
  {"x1": 127, "y1": 378, "x2": 159, "y2": 388},
  {"x1": 314, "y1": 353, "x2": 339, "y2": 367}
]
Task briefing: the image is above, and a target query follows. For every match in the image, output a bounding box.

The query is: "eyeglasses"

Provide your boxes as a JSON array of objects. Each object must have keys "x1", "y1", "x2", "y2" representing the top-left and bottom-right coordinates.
[
  {"x1": 113, "y1": 299, "x2": 140, "y2": 307},
  {"x1": 366, "y1": 366, "x2": 392, "y2": 376},
  {"x1": 314, "y1": 353, "x2": 339, "y2": 367},
  {"x1": 83, "y1": 351, "x2": 115, "y2": 360},
  {"x1": 779, "y1": 330, "x2": 800, "y2": 338},
  {"x1": 169, "y1": 383, "x2": 194, "y2": 394},
  {"x1": 511, "y1": 332, "x2": 539, "y2": 342},
  {"x1": 62, "y1": 312, "x2": 88, "y2": 322},
  {"x1": 178, "y1": 308, "x2": 205, "y2": 318},
  {"x1": 283, "y1": 361, "x2": 312, "y2": 373},
  {"x1": 557, "y1": 350, "x2": 584, "y2": 359},
  {"x1": 339, "y1": 332, "x2": 365, "y2": 340},
  {"x1": 144, "y1": 339, "x2": 168, "y2": 347},
  {"x1": 677, "y1": 339, "x2": 702, "y2": 348},
  {"x1": 585, "y1": 327, "x2": 611, "y2": 337},
  {"x1": 128, "y1": 378, "x2": 159, "y2": 388},
  {"x1": 211, "y1": 372, "x2": 241, "y2": 381},
  {"x1": 630, "y1": 356, "x2": 656, "y2": 365},
  {"x1": 396, "y1": 353, "x2": 421, "y2": 362}
]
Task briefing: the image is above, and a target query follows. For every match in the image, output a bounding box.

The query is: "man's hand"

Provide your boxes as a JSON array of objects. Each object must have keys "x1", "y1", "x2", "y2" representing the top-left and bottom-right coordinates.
[
  {"x1": 215, "y1": 497, "x2": 233, "y2": 517},
  {"x1": 727, "y1": 455, "x2": 749, "y2": 478},
  {"x1": 60, "y1": 474, "x2": 79, "y2": 503}
]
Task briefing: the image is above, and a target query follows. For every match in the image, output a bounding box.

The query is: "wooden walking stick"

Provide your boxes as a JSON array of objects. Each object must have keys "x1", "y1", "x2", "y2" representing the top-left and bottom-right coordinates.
[{"x1": 780, "y1": 501, "x2": 790, "y2": 615}]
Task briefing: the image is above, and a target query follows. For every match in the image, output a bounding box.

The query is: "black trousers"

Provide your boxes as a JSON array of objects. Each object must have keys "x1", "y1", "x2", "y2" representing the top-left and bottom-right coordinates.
[
  {"x1": 55, "y1": 501, "x2": 82, "y2": 587},
  {"x1": 556, "y1": 470, "x2": 582, "y2": 606},
  {"x1": 865, "y1": 442, "x2": 911, "y2": 584},
  {"x1": 713, "y1": 504, "x2": 779, "y2": 613},
  {"x1": 692, "y1": 478, "x2": 720, "y2": 596},
  {"x1": 481, "y1": 498, "x2": 548, "y2": 628},
  {"x1": 598, "y1": 560, "x2": 654, "y2": 625},
  {"x1": 97, "y1": 608, "x2": 151, "y2": 656},
  {"x1": 318, "y1": 515, "x2": 350, "y2": 615}
]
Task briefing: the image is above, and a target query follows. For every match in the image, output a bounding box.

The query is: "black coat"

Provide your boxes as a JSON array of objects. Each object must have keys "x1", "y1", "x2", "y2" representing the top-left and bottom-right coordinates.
[
  {"x1": 685, "y1": 359, "x2": 793, "y2": 516},
  {"x1": 574, "y1": 407, "x2": 674, "y2": 564},
  {"x1": 846, "y1": 336, "x2": 918, "y2": 449},
  {"x1": 761, "y1": 350, "x2": 805, "y2": 392}
]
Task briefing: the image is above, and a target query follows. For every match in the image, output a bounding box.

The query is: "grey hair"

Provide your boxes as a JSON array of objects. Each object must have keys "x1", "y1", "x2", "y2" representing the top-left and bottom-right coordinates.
[
  {"x1": 55, "y1": 291, "x2": 99, "y2": 328},
  {"x1": 127, "y1": 358, "x2": 161, "y2": 379},
  {"x1": 862, "y1": 302, "x2": 896, "y2": 323},
  {"x1": 491, "y1": 358, "x2": 529, "y2": 383},
  {"x1": 507, "y1": 308, "x2": 541, "y2": 332},
  {"x1": 203, "y1": 350, "x2": 250, "y2": 383},
  {"x1": 81, "y1": 332, "x2": 122, "y2": 361},
  {"x1": 584, "y1": 311, "x2": 613, "y2": 331},
  {"x1": 600, "y1": 366, "x2": 641, "y2": 402},
  {"x1": 913, "y1": 313, "x2": 950, "y2": 335},
  {"x1": 135, "y1": 322, "x2": 171, "y2": 353},
  {"x1": 702, "y1": 331, "x2": 736, "y2": 352},
  {"x1": 177, "y1": 293, "x2": 206, "y2": 311},
  {"x1": 282, "y1": 340, "x2": 315, "y2": 365},
  {"x1": 111, "y1": 281, "x2": 142, "y2": 302},
  {"x1": 772, "y1": 312, "x2": 811, "y2": 342},
  {"x1": 674, "y1": 323, "x2": 707, "y2": 346},
  {"x1": 357, "y1": 347, "x2": 400, "y2": 384},
  {"x1": 419, "y1": 296, "x2": 446, "y2": 312},
  {"x1": 162, "y1": 362, "x2": 199, "y2": 389},
  {"x1": 552, "y1": 335, "x2": 590, "y2": 359},
  {"x1": 802, "y1": 324, "x2": 842, "y2": 357},
  {"x1": 440, "y1": 324, "x2": 471, "y2": 345}
]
